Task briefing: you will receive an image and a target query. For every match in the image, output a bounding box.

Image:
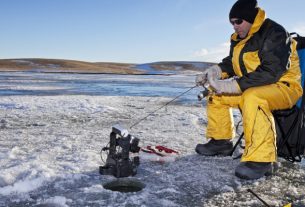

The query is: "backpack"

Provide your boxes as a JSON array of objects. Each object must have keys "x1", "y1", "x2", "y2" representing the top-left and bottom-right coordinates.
[{"x1": 273, "y1": 33, "x2": 305, "y2": 162}]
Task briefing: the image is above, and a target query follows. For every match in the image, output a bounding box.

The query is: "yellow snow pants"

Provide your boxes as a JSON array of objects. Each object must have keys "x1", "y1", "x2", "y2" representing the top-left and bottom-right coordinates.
[{"x1": 206, "y1": 82, "x2": 302, "y2": 162}]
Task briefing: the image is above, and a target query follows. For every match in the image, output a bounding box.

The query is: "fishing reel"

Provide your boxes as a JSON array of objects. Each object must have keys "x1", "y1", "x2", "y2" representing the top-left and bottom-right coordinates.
[
  {"x1": 197, "y1": 86, "x2": 209, "y2": 101},
  {"x1": 99, "y1": 125, "x2": 141, "y2": 178}
]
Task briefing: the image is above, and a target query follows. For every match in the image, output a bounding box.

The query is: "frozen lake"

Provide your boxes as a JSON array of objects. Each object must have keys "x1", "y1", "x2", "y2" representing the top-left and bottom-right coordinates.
[
  {"x1": 0, "y1": 71, "x2": 200, "y2": 104},
  {"x1": 0, "y1": 71, "x2": 304, "y2": 207}
]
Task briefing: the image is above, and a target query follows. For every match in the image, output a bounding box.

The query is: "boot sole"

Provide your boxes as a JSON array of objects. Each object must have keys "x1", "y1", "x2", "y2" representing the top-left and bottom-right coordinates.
[
  {"x1": 196, "y1": 148, "x2": 233, "y2": 157},
  {"x1": 235, "y1": 166, "x2": 274, "y2": 180},
  {"x1": 235, "y1": 170, "x2": 272, "y2": 180}
]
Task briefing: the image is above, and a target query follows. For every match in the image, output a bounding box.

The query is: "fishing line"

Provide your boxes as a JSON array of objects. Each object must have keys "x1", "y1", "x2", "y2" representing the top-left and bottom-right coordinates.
[{"x1": 129, "y1": 85, "x2": 197, "y2": 129}]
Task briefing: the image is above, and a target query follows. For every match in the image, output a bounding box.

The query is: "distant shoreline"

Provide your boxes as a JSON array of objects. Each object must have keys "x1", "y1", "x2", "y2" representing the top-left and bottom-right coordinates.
[
  {"x1": 0, "y1": 70, "x2": 175, "y2": 76},
  {"x1": 0, "y1": 58, "x2": 214, "y2": 75},
  {"x1": 0, "y1": 58, "x2": 142, "y2": 74}
]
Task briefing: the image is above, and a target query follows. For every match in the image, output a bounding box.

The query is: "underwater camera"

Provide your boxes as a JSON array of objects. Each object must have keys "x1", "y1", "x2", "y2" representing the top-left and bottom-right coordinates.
[{"x1": 99, "y1": 125, "x2": 140, "y2": 178}]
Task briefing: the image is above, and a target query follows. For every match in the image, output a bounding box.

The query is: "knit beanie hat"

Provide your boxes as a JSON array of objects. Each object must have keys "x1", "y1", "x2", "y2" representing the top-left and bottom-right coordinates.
[{"x1": 229, "y1": 0, "x2": 258, "y2": 24}]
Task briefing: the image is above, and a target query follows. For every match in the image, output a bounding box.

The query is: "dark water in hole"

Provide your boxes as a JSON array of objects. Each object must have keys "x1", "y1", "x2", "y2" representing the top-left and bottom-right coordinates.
[{"x1": 103, "y1": 178, "x2": 146, "y2": 193}]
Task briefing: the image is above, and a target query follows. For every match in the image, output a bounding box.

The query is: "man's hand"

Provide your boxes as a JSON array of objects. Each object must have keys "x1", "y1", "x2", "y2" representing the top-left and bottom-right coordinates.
[
  {"x1": 208, "y1": 77, "x2": 241, "y2": 95},
  {"x1": 195, "y1": 65, "x2": 222, "y2": 86}
]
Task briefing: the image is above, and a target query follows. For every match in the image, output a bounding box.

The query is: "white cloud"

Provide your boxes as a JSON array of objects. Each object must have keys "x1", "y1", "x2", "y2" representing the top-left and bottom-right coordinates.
[
  {"x1": 291, "y1": 23, "x2": 305, "y2": 36},
  {"x1": 193, "y1": 42, "x2": 230, "y2": 63}
]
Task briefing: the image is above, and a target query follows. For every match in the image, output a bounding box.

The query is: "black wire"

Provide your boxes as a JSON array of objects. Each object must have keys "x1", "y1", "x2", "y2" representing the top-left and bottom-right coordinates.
[
  {"x1": 247, "y1": 189, "x2": 271, "y2": 207},
  {"x1": 100, "y1": 142, "x2": 110, "y2": 165},
  {"x1": 129, "y1": 85, "x2": 197, "y2": 129}
]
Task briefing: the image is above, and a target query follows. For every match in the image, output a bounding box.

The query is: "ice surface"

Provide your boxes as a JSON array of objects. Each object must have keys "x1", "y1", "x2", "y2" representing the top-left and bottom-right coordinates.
[{"x1": 0, "y1": 72, "x2": 304, "y2": 207}]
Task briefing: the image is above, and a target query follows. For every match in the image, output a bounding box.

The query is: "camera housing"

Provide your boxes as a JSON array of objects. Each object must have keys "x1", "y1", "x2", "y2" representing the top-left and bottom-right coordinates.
[{"x1": 99, "y1": 125, "x2": 140, "y2": 178}]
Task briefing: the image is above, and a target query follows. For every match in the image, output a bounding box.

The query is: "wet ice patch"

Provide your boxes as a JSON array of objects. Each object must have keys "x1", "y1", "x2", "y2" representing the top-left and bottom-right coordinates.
[{"x1": 0, "y1": 102, "x2": 27, "y2": 110}]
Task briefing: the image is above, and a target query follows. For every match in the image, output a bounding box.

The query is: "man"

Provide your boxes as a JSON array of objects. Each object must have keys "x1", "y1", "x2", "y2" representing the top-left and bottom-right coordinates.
[{"x1": 195, "y1": 0, "x2": 303, "y2": 179}]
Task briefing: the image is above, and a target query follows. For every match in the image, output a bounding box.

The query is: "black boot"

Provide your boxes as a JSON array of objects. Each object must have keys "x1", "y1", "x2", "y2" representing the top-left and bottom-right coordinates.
[
  {"x1": 235, "y1": 162, "x2": 275, "y2": 180},
  {"x1": 195, "y1": 139, "x2": 233, "y2": 156}
]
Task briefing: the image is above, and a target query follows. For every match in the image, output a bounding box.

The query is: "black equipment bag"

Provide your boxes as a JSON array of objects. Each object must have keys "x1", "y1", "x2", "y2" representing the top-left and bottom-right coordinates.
[
  {"x1": 274, "y1": 33, "x2": 305, "y2": 162},
  {"x1": 274, "y1": 106, "x2": 303, "y2": 162}
]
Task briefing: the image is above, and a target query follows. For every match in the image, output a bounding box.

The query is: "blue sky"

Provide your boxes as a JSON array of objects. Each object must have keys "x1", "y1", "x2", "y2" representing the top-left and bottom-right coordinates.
[{"x1": 1, "y1": 0, "x2": 305, "y2": 63}]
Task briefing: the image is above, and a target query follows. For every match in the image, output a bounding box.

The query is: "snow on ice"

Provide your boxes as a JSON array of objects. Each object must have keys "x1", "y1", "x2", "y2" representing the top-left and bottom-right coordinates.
[{"x1": 0, "y1": 72, "x2": 304, "y2": 206}]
